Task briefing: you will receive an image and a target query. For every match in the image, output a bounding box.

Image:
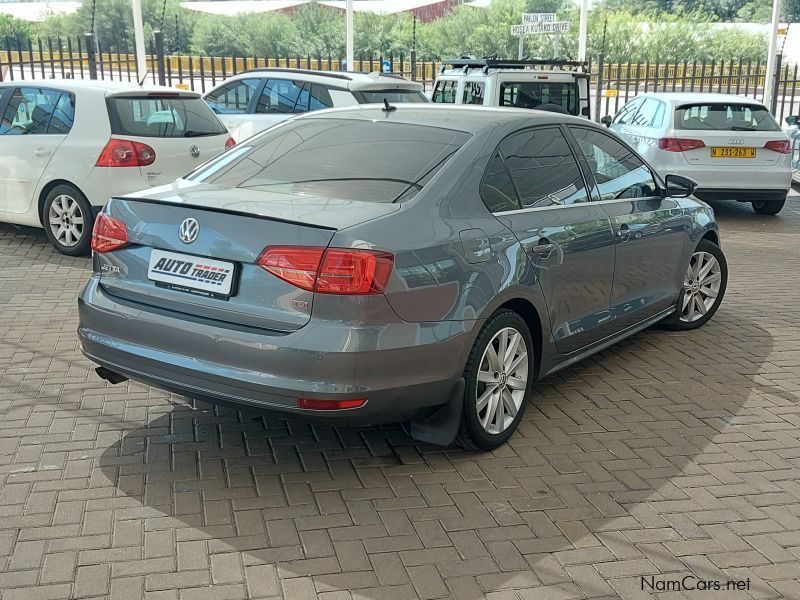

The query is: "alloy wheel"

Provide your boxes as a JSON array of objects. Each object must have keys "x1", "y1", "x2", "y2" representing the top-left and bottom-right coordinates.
[
  {"x1": 48, "y1": 194, "x2": 84, "y2": 248},
  {"x1": 475, "y1": 327, "x2": 528, "y2": 434},
  {"x1": 679, "y1": 251, "x2": 722, "y2": 323}
]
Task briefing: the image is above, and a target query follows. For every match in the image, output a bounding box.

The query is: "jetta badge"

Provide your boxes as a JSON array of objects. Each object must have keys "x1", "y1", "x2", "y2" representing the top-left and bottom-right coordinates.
[
  {"x1": 190, "y1": 144, "x2": 200, "y2": 158},
  {"x1": 178, "y1": 218, "x2": 199, "y2": 244}
]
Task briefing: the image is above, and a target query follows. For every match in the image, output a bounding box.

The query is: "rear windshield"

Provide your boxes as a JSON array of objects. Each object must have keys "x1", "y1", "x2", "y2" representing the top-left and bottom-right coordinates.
[
  {"x1": 352, "y1": 89, "x2": 428, "y2": 104},
  {"x1": 107, "y1": 96, "x2": 227, "y2": 138},
  {"x1": 499, "y1": 81, "x2": 578, "y2": 115},
  {"x1": 675, "y1": 103, "x2": 780, "y2": 131},
  {"x1": 187, "y1": 118, "x2": 470, "y2": 203}
]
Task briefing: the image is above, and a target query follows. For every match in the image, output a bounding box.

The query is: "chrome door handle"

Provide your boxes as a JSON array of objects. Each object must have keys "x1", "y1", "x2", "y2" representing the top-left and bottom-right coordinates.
[
  {"x1": 616, "y1": 224, "x2": 631, "y2": 242},
  {"x1": 34, "y1": 148, "x2": 51, "y2": 157},
  {"x1": 530, "y1": 243, "x2": 554, "y2": 257}
]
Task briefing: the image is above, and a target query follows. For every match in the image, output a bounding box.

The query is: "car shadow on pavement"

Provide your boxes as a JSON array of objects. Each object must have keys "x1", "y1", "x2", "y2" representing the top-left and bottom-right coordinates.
[{"x1": 90, "y1": 306, "x2": 784, "y2": 599}]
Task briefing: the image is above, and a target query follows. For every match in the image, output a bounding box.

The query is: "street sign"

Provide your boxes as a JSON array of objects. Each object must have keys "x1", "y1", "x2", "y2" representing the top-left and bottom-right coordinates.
[
  {"x1": 511, "y1": 21, "x2": 569, "y2": 36},
  {"x1": 522, "y1": 13, "x2": 556, "y2": 24},
  {"x1": 381, "y1": 58, "x2": 391, "y2": 73}
]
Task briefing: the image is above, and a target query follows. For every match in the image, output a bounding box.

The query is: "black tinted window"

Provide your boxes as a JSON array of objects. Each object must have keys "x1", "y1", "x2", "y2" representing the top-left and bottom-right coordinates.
[
  {"x1": 463, "y1": 82, "x2": 485, "y2": 105},
  {"x1": 205, "y1": 79, "x2": 259, "y2": 114},
  {"x1": 310, "y1": 84, "x2": 333, "y2": 110},
  {"x1": 353, "y1": 90, "x2": 427, "y2": 104},
  {"x1": 188, "y1": 119, "x2": 470, "y2": 203},
  {"x1": 1, "y1": 87, "x2": 74, "y2": 135},
  {"x1": 256, "y1": 80, "x2": 310, "y2": 114},
  {"x1": 481, "y1": 152, "x2": 519, "y2": 213},
  {"x1": 675, "y1": 103, "x2": 779, "y2": 131},
  {"x1": 432, "y1": 80, "x2": 457, "y2": 103},
  {"x1": 499, "y1": 127, "x2": 587, "y2": 208},
  {"x1": 107, "y1": 96, "x2": 226, "y2": 138},
  {"x1": 570, "y1": 127, "x2": 658, "y2": 200},
  {"x1": 499, "y1": 82, "x2": 578, "y2": 115}
]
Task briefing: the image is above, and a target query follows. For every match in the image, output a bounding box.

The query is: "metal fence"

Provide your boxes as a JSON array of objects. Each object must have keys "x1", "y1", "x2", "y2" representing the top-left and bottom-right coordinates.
[{"x1": 2, "y1": 34, "x2": 800, "y2": 122}]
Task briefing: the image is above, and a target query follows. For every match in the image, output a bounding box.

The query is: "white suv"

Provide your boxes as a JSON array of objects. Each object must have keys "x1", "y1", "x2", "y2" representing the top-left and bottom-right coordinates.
[
  {"x1": 204, "y1": 68, "x2": 428, "y2": 143},
  {"x1": 0, "y1": 80, "x2": 233, "y2": 254},
  {"x1": 431, "y1": 58, "x2": 591, "y2": 119}
]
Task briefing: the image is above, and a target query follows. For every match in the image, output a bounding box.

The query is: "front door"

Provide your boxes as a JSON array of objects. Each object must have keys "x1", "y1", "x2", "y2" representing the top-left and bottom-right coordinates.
[
  {"x1": 568, "y1": 126, "x2": 688, "y2": 329},
  {"x1": 0, "y1": 87, "x2": 72, "y2": 215},
  {"x1": 490, "y1": 126, "x2": 617, "y2": 354}
]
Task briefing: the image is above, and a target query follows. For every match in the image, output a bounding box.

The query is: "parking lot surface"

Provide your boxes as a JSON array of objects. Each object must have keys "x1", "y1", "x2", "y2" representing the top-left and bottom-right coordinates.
[{"x1": 2, "y1": 197, "x2": 800, "y2": 600}]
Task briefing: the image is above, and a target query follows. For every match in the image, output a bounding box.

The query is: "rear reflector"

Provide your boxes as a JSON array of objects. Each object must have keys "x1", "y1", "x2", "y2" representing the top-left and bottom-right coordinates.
[
  {"x1": 92, "y1": 213, "x2": 128, "y2": 253},
  {"x1": 764, "y1": 140, "x2": 791, "y2": 154},
  {"x1": 297, "y1": 398, "x2": 367, "y2": 410},
  {"x1": 225, "y1": 136, "x2": 236, "y2": 149},
  {"x1": 96, "y1": 139, "x2": 156, "y2": 167},
  {"x1": 257, "y1": 246, "x2": 394, "y2": 295},
  {"x1": 658, "y1": 137, "x2": 706, "y2": 152}
]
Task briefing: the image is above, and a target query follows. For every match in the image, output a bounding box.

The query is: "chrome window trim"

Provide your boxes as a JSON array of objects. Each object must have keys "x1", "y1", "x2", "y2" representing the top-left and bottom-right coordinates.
[{"x1": 494, "y1": 194, "x2": 661, "y2": 216}]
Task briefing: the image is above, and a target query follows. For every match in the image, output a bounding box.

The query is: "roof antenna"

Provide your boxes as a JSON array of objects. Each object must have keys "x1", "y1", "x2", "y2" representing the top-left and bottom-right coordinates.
[
  {"x1": 382, "y1": 98, "x2": 396, "y2": 113},
  {"x1": 138, "y1": 69, "x2": 150, "y2": 87}
]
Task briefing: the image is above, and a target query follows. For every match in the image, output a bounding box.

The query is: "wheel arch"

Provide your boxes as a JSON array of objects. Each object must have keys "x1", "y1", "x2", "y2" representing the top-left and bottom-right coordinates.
[
  {"x1": 496, "y1": 297, "x2": 543, "y2": 381},
  {"x1": 701, "y1": 229, "x2": 719, "y2": 246},
  {"x1": 37, "y1": 179, "x2": 85, "y2": 227}
]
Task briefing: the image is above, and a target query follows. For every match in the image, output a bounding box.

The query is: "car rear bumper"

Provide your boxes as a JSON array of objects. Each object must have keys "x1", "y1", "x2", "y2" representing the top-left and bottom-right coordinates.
[
  {"x1": 78, "y1": 277, "x2": 475, "y2": 425},
  {"x1": 694, "y1": 188, "x2": 789, "y2": 203}
]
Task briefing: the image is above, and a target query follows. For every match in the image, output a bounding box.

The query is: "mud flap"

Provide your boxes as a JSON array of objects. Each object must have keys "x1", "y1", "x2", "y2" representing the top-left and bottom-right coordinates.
[{"x1": 408, "y1": 378, "x2": 465, "y2": 447}]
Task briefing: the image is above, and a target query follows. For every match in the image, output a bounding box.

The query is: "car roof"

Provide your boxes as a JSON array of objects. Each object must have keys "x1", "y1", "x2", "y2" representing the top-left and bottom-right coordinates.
[
  {"x1": 297, "y1": 103, "x2": 593, "y2": 134},
  {"x1": 224, "y1": 68, "x2": 423, "y2": 91},
  {"x1": 634, "y1": 92, "x2": 767, "y2": 106},
  {"x1": 0, "y1": 78, "x2": 202, "y2": 98}
]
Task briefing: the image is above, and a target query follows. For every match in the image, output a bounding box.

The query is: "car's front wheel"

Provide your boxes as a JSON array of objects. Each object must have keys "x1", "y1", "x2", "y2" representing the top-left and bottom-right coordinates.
[
  {"x1": 661, "y1": 239, "x2": 727, "y2": 331},
  {"x1": 752, "y1": 198, "x2": 785, "y2": 215},
  {"x1": 456, "y1": 309, "x2": 534, "y2": 450},
  {"x1": 42, "y1": 185, "x2": 93, "y2": 256}
]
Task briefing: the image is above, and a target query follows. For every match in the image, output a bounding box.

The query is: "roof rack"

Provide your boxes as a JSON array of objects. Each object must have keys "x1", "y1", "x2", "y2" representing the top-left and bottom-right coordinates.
[{"x1": 441, "y1": 57, "x2": 589, "y2": 74}]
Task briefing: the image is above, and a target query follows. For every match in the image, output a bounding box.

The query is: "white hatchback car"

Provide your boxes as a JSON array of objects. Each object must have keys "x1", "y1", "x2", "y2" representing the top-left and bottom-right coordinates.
[
  {"x1": 0, "y1": 80, "x2": 233, "y2": 254},
  {"x1": 604, "y1": 93, "x2": 791, "y2": 214},
  {"x1": 204, "y1": 68, "x2": 428, "y2": 143}
]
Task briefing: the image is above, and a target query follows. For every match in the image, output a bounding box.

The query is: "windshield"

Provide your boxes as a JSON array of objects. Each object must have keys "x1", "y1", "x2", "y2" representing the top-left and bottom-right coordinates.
[
  {"x1": 675, "y1": 103, "x2": 780, "y2": 131},
  {"x1": 499, "y1": 81, "x2": 578, "y2": 115},
  {"x1": 107, "y1": 96, "x2": 227, "y2": 138},
  {"x1": 352, "y1": 89, "x2": 428, "y2": 104},
  {"x1": 187, "y1": 118, "x2": 470, "y2": 203}
]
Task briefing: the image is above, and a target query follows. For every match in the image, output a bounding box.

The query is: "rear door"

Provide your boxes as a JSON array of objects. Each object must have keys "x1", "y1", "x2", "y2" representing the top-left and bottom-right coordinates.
[
  {"x1": 0, "y1": 86, "x2": 73, "y2": 215},
  {"x1": 203, "y1": 77, "x2": 261, "y2": 142},
  {"x1": 490, "y1": 126, "x2": 616, "y2": 354},
  {"x1": 568, "y1": 126, "x2": 688, "y2": 328},
  {"x1": 105, "y1": 92, "x2": 230, "y2": 187}
]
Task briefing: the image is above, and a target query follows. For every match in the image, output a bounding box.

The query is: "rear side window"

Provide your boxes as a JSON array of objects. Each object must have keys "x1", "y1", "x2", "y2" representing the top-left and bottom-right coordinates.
[
  {"x1": 499, "y1": 82, "x2": 578, "y2": 116},
  {"x1": 463, "y1": 82, "x2": 485, "y2": 105},
  {"x1": 256, "y1": 79, "x2": 310, "y2": 114},
  {"x1": 1, "y1": 87, "x2": 75, "y2": 135},
  {"x1": 352, "y1": 89, "x2": 428, "y2": 104},
  {"x1": 107, "y1": 96, "x2": 227, "y2": 138},
  {"x1": 676, "y1": 103, "x2": 780, "y2": 131},
  {"x1": 188, "y1": 118, "x2": 470, "y2": 203},
  {"x1": 432, "y1": 80, "x2": 457, "y2": 103},
  {"x1": 204, "y1": 78, "x2": 259, "y2": 114},
  {"x1": 481, "y1": 152, "x2": 519, "y2": 213},
  {"x1": 310, "y1": 84, "x2": 333, "y2": 110}
]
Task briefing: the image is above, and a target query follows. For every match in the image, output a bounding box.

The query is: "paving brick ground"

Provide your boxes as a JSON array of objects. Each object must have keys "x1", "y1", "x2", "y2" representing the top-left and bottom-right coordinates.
[{"x1": 2, "y1": 196, "x2": 800, "y2": 600}]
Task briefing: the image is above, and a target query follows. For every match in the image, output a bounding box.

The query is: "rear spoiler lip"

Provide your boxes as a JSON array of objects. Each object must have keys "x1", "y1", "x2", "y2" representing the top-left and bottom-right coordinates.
[
  {"x1": 108, "y1": 196, "x2": 338, "y2": 231},
  {"x1": 675, "y1": 101, "x2": 766, "y2": 110}
]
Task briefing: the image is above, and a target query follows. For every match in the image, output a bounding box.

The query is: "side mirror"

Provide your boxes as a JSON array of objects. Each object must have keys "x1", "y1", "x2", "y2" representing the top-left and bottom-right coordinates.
[
  {"x1": 664, "y1": 174, "x2": 698, "y2": 198},
  {"x1": 600, "y1": 115, "x2": 612, "y2": 127},
  {"x1": 786, "y1": 115, "x2": 798, "y2": 126}
]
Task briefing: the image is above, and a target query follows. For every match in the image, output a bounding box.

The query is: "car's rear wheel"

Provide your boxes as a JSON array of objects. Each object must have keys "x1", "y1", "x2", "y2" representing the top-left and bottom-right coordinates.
[
  {"x1": 43, "y1": 185, "x2": 93, "y2": 256},
  {"x1": 660, "y1": 239, "x2": 727, "y2": 331},
  {"x1": 456, "y1": 309, "x2": 534, "y2": 450},
  {"x1": 751, "y1": 198, "x2": 785, "y2": 215}
]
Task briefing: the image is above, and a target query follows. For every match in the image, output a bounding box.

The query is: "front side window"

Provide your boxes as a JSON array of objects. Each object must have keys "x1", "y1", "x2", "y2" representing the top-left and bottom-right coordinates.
[
  {"x1": 107, "y1": 96, "x2": 226, "y2": 138},
  {"x1": 463, "y1": 82, "x2": 485, "y2": 105},
  {"x1": 498, "y1": 81, "x2": 578, "y2": 115},
  {"x1": 432, "y1": 80, "x2": 457, "y2": 104},
  {"x1": 187, "y1": 118, "x2": 470, "y2": 203},
  {"x1": 497, "y1": 127, "x2": 587, "y2": 208},
  {"x1": 0, "y1": 87, "x2": 73, "y2": 135},
  {"x1": 612, "y1": 98, "x2": 644, "y2": 125},
  {"x1": 630, "y1": 98, "x2": 661, "y2": 128},
  {"x1": 675, "y1": 103, "x2": 780, "y2": 131},
  {"x1": 204, "y1": 79, "x2": 259, "y2": 114},
  {"x1": 256, "y1": 79, "x2": 310, "y2": 114},
  {"x1": 570, "y1": 127, "x2": 659, "y2": 200}
]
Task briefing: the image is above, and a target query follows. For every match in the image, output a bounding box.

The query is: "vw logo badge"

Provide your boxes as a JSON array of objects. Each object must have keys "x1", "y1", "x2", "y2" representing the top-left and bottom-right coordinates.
[
  {"x1": 179, "y1": 218, "x2": 199, "y2": 244},
  {"x1": 190, "y1": 144, "x2": 200, "y2": 158}
]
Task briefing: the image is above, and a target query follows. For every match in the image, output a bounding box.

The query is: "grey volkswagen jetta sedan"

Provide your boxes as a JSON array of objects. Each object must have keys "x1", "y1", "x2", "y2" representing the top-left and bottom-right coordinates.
[{"x1": 78, "y1": 105, "x2": 727, "y2": 450}]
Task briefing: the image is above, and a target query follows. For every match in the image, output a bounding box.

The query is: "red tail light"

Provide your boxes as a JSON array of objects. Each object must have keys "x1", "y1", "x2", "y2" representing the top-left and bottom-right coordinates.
[
  {"x1": 96, "y1": 139, "x2": 156, "y2": 167},
  {"x1": 764, "y1": 140, "x2": 791, "y2": 154},
  {"x1": 225, "y1": 136, "x2": 236, "y2": 149},
  {"x1": 256, "y1": 246, "x2": 394, "y2": 295},
  {"x1": 658, "y1": 137, "x2": 706, "y2": 152},
  {"x1": 297, "y1": 398, "x2": 367, "y2": 410},
  {"x1": 91, "y1": 213, "x2": 128, "y2": 253}
]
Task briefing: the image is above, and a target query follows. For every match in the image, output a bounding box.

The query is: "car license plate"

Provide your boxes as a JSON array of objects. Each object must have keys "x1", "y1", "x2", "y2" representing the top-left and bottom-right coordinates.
[
  {"x1": 710, "y1": 147, "x2": 756, "y2": 158},
  {"x1": 148, "y1": 249, "x2": 235, "y2": 299}
]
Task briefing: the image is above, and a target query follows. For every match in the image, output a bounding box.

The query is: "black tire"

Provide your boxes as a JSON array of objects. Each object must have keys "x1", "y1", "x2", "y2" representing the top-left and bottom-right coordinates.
[
  {"x1": 42, "y1": 184, "x2": 94, "y2": 256},
  {"x1": 456, "y1": 309, "x2": 534, "y2": 451},
  {"x1": 751, "y1": 198, "x2": 785, "y2": 215},
  {"x1": 660, "y1": 239, "x2": 727, "y2": 331}
]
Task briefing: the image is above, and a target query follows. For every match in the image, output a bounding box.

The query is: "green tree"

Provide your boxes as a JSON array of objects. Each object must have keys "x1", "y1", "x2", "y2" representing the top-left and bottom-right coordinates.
[{"x1": 0, "y1": 14, "x2": 32, "y2": 41}]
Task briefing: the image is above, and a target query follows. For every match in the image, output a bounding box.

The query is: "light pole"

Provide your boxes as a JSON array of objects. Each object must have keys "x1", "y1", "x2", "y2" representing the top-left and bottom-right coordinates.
[
  {"x1": 763, "y1": 0, "x2": 782, "y2": 112},
  {"x1": 578, "y1": 0, "x2": 588, "y2": 62},
  {"x1": 131, "y1": 0, "x2": 147, "y2": 83},
  {"x1": 346, "y1": 0, "x2": 354, "y2": 70}
]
